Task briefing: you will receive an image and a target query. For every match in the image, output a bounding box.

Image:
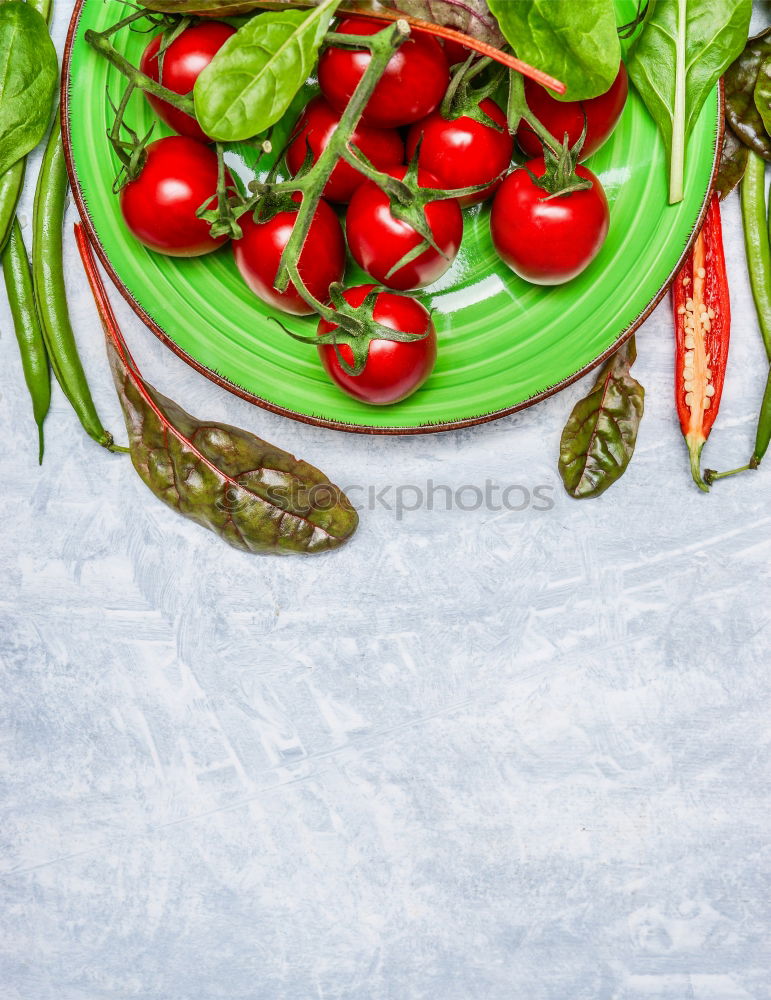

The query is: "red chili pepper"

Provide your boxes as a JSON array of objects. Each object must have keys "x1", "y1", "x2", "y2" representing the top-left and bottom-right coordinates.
[{"x1": 672, "y1": 193, "x2": 731, "y2": 492}]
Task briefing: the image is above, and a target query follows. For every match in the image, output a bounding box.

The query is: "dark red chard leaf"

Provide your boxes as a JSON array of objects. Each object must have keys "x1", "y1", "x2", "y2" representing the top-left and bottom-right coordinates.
[
  {"x1": 141, "y1": 0, "x2": 504, "y2": 45},
  {"x1": 716, "y1": 127, "x2": 749, "y2": 200},
  {"x1": 558, "y1": 337, "x2": 645, "y2": 500},
  {"x1": 75, "y1": 225, "x2": 358, "y2": 556},
  {"x1": 725, "y1": 28, "x2": 771, "y2": 161},
  {"x1": 376, "y1": 0, "x2": 504, "y2": 45}
]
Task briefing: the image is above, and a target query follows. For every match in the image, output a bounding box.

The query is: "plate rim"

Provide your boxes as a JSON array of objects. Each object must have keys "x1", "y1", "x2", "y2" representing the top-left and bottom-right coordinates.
[{"x1": 61, "y1": 0, "x2": 724, "y2": 437}]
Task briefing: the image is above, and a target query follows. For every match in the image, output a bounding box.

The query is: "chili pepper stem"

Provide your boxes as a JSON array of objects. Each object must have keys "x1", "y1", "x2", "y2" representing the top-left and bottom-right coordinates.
[
  {"x1": 685, "y1": 433, "x2": 710, "y2": 492},
  {"x1": 704, "y1": 464, "x2": 753, "y2": 484}
]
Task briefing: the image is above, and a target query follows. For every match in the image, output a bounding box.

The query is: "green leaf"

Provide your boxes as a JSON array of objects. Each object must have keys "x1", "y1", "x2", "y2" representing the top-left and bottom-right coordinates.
[
  {"x1": 0, "y1": 2, "x2": 58, "y2": 176},
  {"x1": 194, "y1": 0, "x2": 340, "y2": 141},
  {"x1": 106, "y1": 327, "x2": 358, "y2": 555},
  {"x1": 753, "y1": 55, "x2": 771, "y2": 141},
  {"x1": 487, "y1": 0, "x2": 620, "y2": 101},
  {"x1": 558, "y1": 337, "x2": 645, "y2": 500},
  {"x1": 725, "y1": 28, "x2": 771, "y2": 160},
  {"x1": 725, "y1": 29, "x2": 771, "y2": 161},
  {"x1": 716, "y1": 126, "x2": 749, "y2": 200},
  {"x1": 627, "y1": 0, "x2": 752, "y2": 203}
]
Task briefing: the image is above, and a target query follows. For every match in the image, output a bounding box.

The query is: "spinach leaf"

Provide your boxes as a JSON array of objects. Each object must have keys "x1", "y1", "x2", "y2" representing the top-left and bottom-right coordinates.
[
  {"x1": 559, "y1": 337, "x2": 645, "y2": 500},
  {"x1": 194, "y1": 0, "x2": 340, "y2": 141},
  {"x1": 487, "y1": 0, "x2": 620, "y2": 101},
  {"x1": 0, "y1": 2, "x2": 58, "y2": 176},
  {"x1": 716, "y1": 126, "x2": 749, "y2": 200},
  {"x1": 725, "y1": 29, "x2": 771, "y2": 161},
  {"x1": 627, "y1": 0, "x2": 752, "y2": 204},
  {"x1": 754, "y1": 56, "x2": 771, "y2": 143}
]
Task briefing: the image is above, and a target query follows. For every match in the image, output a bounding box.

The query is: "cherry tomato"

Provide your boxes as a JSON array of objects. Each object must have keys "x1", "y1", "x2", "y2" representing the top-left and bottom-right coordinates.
[
  {"x1": 441, "y1": 38, "x2": 472, "y2": 66},
  {"x1": 120, "y1": 137, "x2": 229, "y2": 257},
  {"x1": 286, "y1": 96, "x2": 404, "y2": 203},
  {"x1": 318, "y1": 17, "x2": 449, "y2": 127},
  {"x1": 317, "y1": 284, "x2": 437, "y2": 404},
  {"x1": 490, "y1": 158, "x2": 609, "y2": 285},
  {"x1": 406, "y1": 98, "x2": 513, "y2": 206},
  {"x1": 233, "y1": 198, "x2": 345, "y2": 316},
  {"x1": 139, "y1": 22, "x2": 236, "y2": 142},
  {"x1": 517, "y1": 62, "x2": 629, "y2": 161},
  {"x1": 346, "y1": 166, "x2": 463, "y2": 290}
]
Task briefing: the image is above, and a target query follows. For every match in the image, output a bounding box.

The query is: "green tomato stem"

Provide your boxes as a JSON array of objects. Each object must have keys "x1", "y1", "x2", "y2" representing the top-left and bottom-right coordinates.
[
  {"x1": 85, "y1": 27, "x2": 196, "y2": 118},
  {"x1": 507, "y1": 70, "x2": 562, "y2": 153},
  {"x1": 272, "y1": 19, "x2": 410, "y2": 295}
]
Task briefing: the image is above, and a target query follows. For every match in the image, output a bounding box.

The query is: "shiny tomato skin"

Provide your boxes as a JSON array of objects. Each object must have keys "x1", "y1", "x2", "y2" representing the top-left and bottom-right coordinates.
[
  {"x1": 346, "y1": 166, "x2": 463, "y2": 290},
  {"x1": 442, "y1": 38, "x2": 472, "y2": 65},
  {"x1": 517, "y1": 62, "x2": 628, "y2": 161},
  {"x1": 318, "y1": 17, "x2": 449, "y2": 127},
  {"x1": 286, "y1": 96, "x2": 404, "y2": 203},
  {"x1": 490, "y1": 159, "x2": 610, "y2": 285},
  {"x1": 139, "y1": 22, "x2": 236, "y2": 141},
  {"x1": 406, "y1": 98, "x2": 513, "y2": 206},
  {"x1": 120, "y1": 137, "x2": 229, "y2": 257},
  {"x1": 317, "y1": 284, "x2": 437, "y2": 404},
  {"x1": 233, "y1": 198, "x2": 345, "y2": 316}
]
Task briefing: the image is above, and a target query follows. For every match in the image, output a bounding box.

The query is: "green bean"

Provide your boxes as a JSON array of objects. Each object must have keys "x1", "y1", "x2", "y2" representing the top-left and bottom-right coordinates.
[
  {"x1": 750, "y1": 172, "x2": 771, "y2": 468},
  {"x1": 741, "y1": 151, "x2": 771, "y2": 362},
  {"x1": 32, "y1": 115, "x2": 116, "y2": 450},
  {"x1": 2, "y1": 219, "x2": 51, "y2": 462},
  {"x1": 0, "y1": 160, "x2": 26, "y2": 256},
  {"x1": 751, "y1": 366, "x2": 771, "y2": 468},
  {"x1": 705, "y1": 152, "x2": 771, "y2": 485}
]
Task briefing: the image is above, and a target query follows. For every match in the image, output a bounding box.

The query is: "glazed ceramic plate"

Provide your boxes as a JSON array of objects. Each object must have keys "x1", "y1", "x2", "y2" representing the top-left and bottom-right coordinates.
[{"x1": 63, "y1": 0, "x2": 721, "y2": 433}]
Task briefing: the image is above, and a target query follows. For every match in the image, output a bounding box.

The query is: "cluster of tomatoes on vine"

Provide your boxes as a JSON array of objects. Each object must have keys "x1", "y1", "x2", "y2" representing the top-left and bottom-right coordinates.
[{"x1": 119, "y1": 15, "x2": 628, "y2": 405}]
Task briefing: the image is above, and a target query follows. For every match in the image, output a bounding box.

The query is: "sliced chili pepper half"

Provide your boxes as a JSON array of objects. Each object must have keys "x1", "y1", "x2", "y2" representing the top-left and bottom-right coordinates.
[{"x1": 672, "y1": 193, "x2": 731, "y2": 492}]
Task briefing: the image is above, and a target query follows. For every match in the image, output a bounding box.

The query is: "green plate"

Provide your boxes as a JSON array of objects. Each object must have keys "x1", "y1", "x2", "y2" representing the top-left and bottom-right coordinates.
[{"x1": 63, "y1": 0, "x2": 721, "y2": 434}]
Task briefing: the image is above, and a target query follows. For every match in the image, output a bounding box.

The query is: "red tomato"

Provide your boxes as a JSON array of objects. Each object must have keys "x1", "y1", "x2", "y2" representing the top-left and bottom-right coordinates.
[
  {"x1": 517, "y1": 62, "x2": 629, "y2": 161},
  {"x1": 346, "y1": 166, "x2": 463, "y2": 290},
  {"x1": 406, "y1": 98, "x2": 513, "y2": 206},
  {"x1": 120, "y1": 137, "x2": 229, "y2": 257},
  {"x1": 442, "y1": 38, "x2": 472, "y2": 65},
  {"x1": 233, "y1": 198, "x2": 345, "y2": 316},
  {"x1": 490, "y1": 159, "x2": 609, "y2": 285},
  {"x1": 317, "y1": 285, "x2": 437, "y2": 404},
  {"x1": 139, "y1": 22, "x2": 235, "y2": 142},
  {"x1": 286, "y1": 96, "x2": 404, "y2": 203},
  {"x1": 318, "y1": 17, "x2": 449, "y2": 127}
]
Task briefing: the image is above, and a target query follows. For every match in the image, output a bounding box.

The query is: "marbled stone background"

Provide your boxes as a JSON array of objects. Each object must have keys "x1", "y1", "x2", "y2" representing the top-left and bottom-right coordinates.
[{"x1": 1, "y1": 5, "x2": 770, "y2": 998}]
